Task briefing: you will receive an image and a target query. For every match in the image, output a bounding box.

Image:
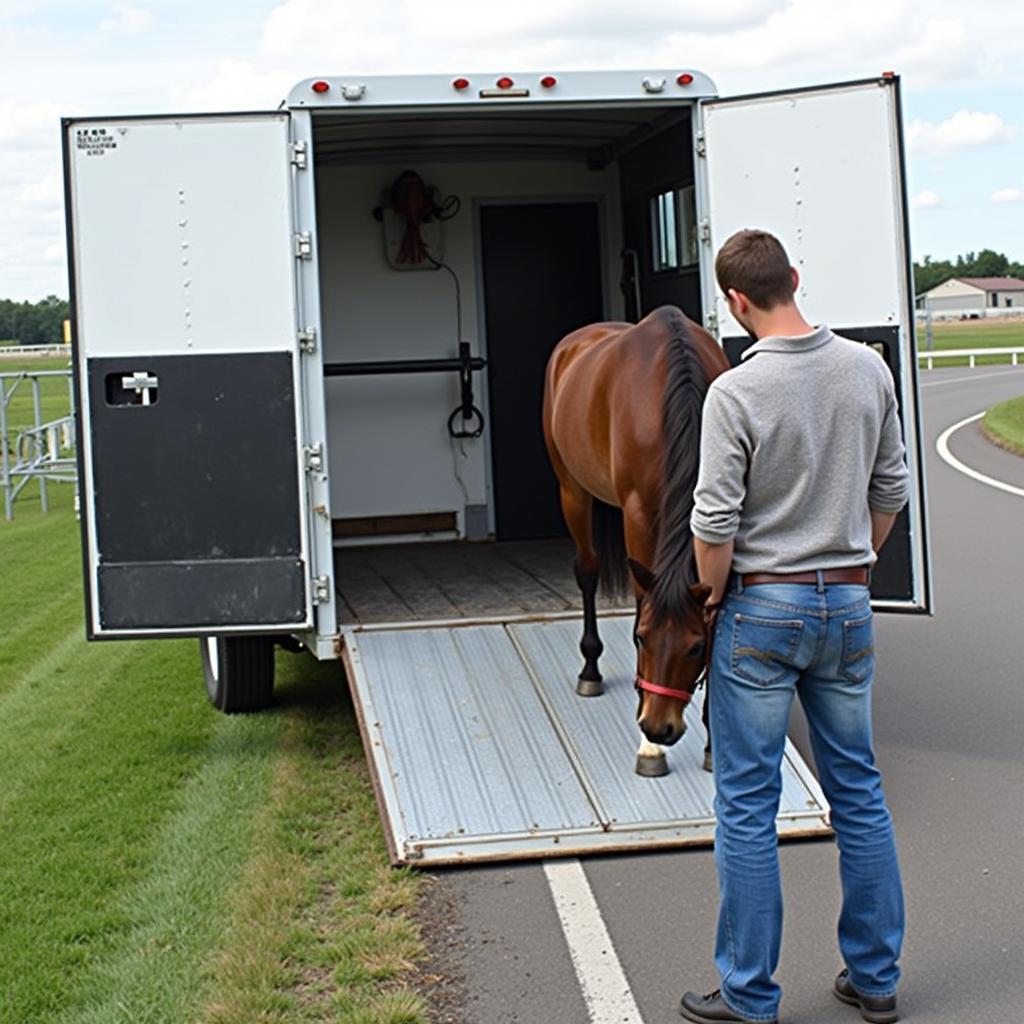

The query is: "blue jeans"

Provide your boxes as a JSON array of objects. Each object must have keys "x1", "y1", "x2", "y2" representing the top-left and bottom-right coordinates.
[{"x1": 709, "y1": 578, "x2": 904, "y2": 1022}]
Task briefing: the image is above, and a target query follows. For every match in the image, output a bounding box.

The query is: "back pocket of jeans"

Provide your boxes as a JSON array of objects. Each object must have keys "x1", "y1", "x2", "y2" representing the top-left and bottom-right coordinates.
[
  {"x1": 840, "y1": 614, "x2": 874, "y2": 683},
  {"x1": 839, "y1": 610, "x2": 872, "y2": 684},
  {"x1": 731, "y1": 614, "x2": 803, "y2": 686}
]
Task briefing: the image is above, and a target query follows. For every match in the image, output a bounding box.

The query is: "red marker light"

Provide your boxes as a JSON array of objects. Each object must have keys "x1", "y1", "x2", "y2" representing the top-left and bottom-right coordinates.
[
  {"x1": 453, "y1": 77, "x2": 470, "y2": 90},
  {"x1": 882, "y1": 70, "x2": 895, "y2": 78},
  {"x1": 311, "y1": 80, "x2": 330, "y2": 94},
  {"x1": 496, "y1": 76, "x2": 514, "y2": 89},
  {"x1": 540, "y1": 75, "x2": 557, "y2": 88},
  {"x1": 677, "y1": 73, "x2": 694, "y2": 86}
]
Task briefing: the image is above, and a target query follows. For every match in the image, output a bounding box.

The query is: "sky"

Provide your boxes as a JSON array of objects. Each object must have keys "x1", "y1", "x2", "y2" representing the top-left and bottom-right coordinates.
[{"x1": 1, "y1": 0, "x2": 1022, "y2": 300}]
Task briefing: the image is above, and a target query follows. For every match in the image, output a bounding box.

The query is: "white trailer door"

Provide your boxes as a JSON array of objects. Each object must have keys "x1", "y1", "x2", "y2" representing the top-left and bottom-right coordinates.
[
  {"x1": 698, "y1": 76, "x2": 930, "y2": 612},
  {"x1": 65, "y1": 113, "x2": 314, "y2": 637}
]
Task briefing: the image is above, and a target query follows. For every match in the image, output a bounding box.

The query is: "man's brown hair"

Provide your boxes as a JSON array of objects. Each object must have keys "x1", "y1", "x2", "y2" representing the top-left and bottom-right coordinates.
[{"x1": 715, "y1": 229, "x2": 795, "y2": 310}]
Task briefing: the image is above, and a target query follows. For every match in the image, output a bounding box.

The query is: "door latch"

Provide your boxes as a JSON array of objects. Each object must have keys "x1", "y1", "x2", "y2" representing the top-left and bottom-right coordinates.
[
  {"x1": 312, "y1": 575, "x2": 331, "y2": 604},
  {"x1": 294, "y1": 232, "x2": 312, "y2": 259},
  {"x1": 304, "y1": 442, "x2": 323, "y2": 473}
]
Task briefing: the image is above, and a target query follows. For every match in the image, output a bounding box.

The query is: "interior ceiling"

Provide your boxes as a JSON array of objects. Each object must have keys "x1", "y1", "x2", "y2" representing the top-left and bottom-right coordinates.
[{"x1": 311, "y1": 106, "x2": 689, "y2": 166}]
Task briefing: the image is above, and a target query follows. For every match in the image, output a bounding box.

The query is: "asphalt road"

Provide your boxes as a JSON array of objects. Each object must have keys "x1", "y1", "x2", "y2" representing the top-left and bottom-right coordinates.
[{"x1": 426, "y1": 363, "x2": 1024, "y2": 1024}]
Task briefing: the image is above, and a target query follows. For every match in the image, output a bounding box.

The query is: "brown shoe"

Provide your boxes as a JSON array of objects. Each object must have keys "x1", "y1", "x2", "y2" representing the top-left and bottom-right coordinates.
[
  {"x1": 679, "y1": 989, "x2": 777, "y2": 1024},
  {"x1": 833, "y1": 969, "x2": 898, "y2": 1024}
]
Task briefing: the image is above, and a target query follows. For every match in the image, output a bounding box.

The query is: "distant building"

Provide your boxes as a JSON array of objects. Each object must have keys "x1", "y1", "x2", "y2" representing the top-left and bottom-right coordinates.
[{"x1": 919, "y1": 276, "x2": 1024, "y2": 313}]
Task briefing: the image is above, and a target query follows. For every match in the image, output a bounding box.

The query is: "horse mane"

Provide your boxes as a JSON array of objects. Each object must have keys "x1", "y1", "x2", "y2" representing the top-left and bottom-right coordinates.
[{"x1": 650, "y1": 306, "x2": 709, "y2": 623}]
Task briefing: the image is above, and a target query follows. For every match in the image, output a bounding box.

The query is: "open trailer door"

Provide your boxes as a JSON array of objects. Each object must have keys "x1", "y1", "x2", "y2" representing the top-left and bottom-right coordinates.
[
  {"x1": 64, "y1": 113, "x2": 316, "y2": 638},
  {"x1": 697, "y1": 76, "x2": 931, "y2": 612}
]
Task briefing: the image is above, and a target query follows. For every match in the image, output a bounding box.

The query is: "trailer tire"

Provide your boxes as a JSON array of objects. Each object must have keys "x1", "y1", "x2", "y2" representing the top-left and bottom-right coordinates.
[{"x1": 200, "y1": 636, "x2": 274, "y2": 713}]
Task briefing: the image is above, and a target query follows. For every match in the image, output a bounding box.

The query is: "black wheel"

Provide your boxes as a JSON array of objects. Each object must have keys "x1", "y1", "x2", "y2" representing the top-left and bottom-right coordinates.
[{"x1": 200, "y1": 635, "x2": 274, "y2": 713}]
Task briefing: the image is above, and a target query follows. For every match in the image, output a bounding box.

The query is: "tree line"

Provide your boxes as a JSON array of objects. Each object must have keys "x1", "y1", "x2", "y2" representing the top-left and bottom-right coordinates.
[
  {"x1": 4, "y1": 251, "x2": 1022, "y2": 341},
  {"x1": 0, "y1": 296, "x2": 70, "y2": 346},
  {"x1": 913, "y1": 249, "x2": 1024, "y2": 296}
]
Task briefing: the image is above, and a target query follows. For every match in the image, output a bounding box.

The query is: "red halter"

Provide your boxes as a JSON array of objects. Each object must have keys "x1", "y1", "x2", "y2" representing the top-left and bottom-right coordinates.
[
  {"x1": 633, "y1": 602, "x2": 719, "y2": 704},
  {"x1": 634, "y1": 675, "x2": 694, "y2": 703}
]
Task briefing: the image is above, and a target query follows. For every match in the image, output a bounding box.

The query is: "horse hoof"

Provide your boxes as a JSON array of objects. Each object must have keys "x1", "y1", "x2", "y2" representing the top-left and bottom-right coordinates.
[
  {"x1": 576, "y1": 677, "x2": 604, "y2": 697},
  {"x1": 702, "y1": 750, "x2": 713, "y2": 773},
  {"x1": 635, "y1": 753, "x2": 669, "y2": 778}
]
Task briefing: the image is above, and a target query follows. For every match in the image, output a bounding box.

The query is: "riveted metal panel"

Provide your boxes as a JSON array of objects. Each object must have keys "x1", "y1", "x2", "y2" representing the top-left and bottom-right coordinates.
[{"x1": 344, "y1": 613, "x2": 830, "y2": 866}]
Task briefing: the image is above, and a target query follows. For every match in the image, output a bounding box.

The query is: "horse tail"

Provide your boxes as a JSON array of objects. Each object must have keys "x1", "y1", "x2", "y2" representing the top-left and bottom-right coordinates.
[
  {"x1": 651, "y1": 306, "x2": 710, "y2": 618},
  {"x1": 592, "y1": 498, "x2": 630, "y2": 598}
]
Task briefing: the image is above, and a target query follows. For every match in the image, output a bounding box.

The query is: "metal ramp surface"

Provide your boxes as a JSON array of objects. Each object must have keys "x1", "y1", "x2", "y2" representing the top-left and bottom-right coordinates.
[{"x1": 342, "y1": 614, "x2": 830, "y2": 866}]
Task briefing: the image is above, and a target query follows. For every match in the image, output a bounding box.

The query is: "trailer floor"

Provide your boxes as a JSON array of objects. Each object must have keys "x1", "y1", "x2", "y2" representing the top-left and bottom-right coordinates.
[{"x1": 334, "y1": 538, "x2": 611, "y2": 625}]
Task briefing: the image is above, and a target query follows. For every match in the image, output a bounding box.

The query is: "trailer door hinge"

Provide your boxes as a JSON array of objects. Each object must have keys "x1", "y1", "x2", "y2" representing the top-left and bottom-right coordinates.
[
  {"x1": 298, "y1": 326, "x2": 317, "y2": 354},
  {"x1": 699, "y1": 219, "x2": 711, "y2": 243},
  {"x1": 290, "y1": 141, "x2": 308, "y2": 169},
  {"x1": 312, "y1": 575, "x2": 331, "y2": 605},
  {"x1": 695, "y1": 130, "x2": 706, "y2": 157},
  {"x1": 294, "y1": 231, "x2": 312, "y2": 259},
  {"x1": 304, "y1": 442, "x2": 323, "y2": 473},
  {"x1": 705, "y1": 311, "x2": 719, "y2": 333}
]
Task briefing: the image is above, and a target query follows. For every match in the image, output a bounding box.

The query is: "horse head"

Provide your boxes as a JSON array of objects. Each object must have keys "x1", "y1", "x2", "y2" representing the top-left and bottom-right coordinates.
[{"x1": 629, "y1": 559, "x2": 712, "y2": 747}]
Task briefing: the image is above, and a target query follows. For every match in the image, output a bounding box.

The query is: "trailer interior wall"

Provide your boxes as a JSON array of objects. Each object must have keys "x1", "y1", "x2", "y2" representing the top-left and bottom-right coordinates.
[{"x1": 314, "y1": 158, "x2": 624, "y2": 538}]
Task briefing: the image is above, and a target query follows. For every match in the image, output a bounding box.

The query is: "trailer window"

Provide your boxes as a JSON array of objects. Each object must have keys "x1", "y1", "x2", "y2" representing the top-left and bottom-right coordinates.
[{"x1": 650, "y1": 185, "x2": 698, "y2": 272}]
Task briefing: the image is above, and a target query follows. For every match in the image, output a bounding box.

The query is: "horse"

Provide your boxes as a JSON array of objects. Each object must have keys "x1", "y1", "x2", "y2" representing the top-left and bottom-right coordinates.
[{"x1": 542, "y1": 305, "x2": 730, "y2": 777}]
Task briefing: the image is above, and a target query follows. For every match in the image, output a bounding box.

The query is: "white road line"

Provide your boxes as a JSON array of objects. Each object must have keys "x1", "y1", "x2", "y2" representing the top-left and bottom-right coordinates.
[
  {"x1": 544, "y1": 858, "x2": 646, "y2": 1024},
  {"x1": 921, "y1": 368, "x2": 1024, "y2": 388},
  {"x1": 935, "y1": 412, "x2": 1024, "y2": 499}
]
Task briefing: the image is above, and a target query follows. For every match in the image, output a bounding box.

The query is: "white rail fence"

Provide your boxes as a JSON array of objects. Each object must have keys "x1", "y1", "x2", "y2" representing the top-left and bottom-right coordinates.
[
  {"x1": 0, "y1": 344, "x2": 72, "y2": 358},
  {"x1": 1, "y1": 369, "x2": 77, "y2": 521},
  {"x1": 918, "y1": 347, "x2": 1024, "y2": 370}
]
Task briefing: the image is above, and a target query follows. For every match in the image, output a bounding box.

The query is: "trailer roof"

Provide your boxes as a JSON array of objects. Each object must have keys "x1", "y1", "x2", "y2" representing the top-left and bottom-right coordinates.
[{"x1": 286, "y1": 69, "x2": 716, "y2": 111}]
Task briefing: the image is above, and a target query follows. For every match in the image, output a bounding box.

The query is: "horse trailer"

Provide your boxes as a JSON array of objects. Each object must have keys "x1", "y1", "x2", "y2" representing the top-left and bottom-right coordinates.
[{"x1": 62, "y1": 70, "x2": 930, "y2": 864}]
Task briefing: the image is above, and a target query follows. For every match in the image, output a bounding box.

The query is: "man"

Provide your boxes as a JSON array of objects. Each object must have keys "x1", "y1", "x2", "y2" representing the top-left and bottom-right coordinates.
[{"x1": 680, "y1": 229, "x2": 908, "y2": 1024}]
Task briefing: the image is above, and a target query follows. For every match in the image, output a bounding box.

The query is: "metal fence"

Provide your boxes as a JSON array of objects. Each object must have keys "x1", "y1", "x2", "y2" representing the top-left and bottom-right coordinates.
[
  {"x1": 0, "y1": 344, "x2": 72, "y2": 358},
  {"x1": 0, "y1": 368, "x2": 77, "y2": 521}
]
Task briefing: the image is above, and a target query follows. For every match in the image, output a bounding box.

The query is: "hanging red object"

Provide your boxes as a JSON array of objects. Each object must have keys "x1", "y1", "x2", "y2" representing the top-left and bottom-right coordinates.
[
  {"x1": 391, "y1": 170, "x2": 434, "y2": 265},
  {"x1": 677, "y1": 73, "x2": 694, "y2": 86},
  {"x1": 496, "y1": 76, "x2": 514, "y2": 89},
  {"x1": 311, "y1": 80, "x2": 330, "y2": 94},
  {"x1": 453, "y1": 77, "x2": 470, "y2": 90}
]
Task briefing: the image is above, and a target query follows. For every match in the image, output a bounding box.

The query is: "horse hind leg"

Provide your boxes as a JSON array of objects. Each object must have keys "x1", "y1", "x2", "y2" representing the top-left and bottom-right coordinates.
[
  {"x1": 558, "y1": 485, "x2": 604, "y2": 696},
  {"x1": 574, "y1": 557, "x2": 604, "y2": 696},
  {"x1": 635, "y1": 737, "x2": 668, "y2": 777},
  {"x1": 701, "y1": 687, "x2": 712, "y2": 773}
]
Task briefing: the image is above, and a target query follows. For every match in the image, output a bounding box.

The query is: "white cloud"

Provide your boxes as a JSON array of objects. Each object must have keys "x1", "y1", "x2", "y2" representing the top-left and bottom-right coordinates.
[
  {"x1": 912, "y1": 190, "x2": 942, "y2": 209},
  {"x1": 100, "y1": 3, "x2": 154, "y2": 35},
  {"x1": 991, "y1": 186, "x2": 1022, "y2": 204},
  {"x1": 909, "y1": 110, "x2": 1018, "y2": 156}
]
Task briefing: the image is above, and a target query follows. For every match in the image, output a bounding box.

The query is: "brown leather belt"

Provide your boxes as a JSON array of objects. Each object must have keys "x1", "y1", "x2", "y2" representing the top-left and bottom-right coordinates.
[{"x1": 740, "y1": 567, "x2": 870, "y2": 586}]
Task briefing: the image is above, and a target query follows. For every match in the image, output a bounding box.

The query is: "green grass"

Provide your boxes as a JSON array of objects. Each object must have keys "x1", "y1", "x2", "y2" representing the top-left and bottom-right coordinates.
[
  {"x1": 982, "y1": 395, "x2": 1024, "y2": 456},
  {"x1": 917, "y1": 319, "x2": 1024, "y2": 368},
  {"x1": 0, "y1": 490, "x2": 428, "y2": 1024}
]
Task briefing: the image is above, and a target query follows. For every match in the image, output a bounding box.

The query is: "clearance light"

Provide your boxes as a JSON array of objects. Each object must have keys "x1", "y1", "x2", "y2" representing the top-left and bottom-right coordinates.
[
  {"x1": 496, "y1": 76, "x2": 514, "y2": 89},
  {"x1": 677, "y1": 73, "x2": 694, "y2": 86},
  {"x1": 453, "y1": 77, "x2": 470, "y2": 90},
  {"x1": 311, "y1": 80, "x2": 330, "y2": 94},
  {"x1": 540, "y1": 75, "x2": 557, "y2": 88}
]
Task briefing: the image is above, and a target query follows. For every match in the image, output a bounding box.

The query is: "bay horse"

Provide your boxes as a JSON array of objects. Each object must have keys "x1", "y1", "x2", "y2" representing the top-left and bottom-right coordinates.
[{"x1": 542, "y1": 305, "x2": 730, "y2": 777}]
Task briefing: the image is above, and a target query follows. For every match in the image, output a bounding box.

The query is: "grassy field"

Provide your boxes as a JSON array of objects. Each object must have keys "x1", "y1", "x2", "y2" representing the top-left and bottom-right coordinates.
[
  {"x1": 0, "y1": 488, "x2": 430, "y2": 1024},
  {"x1": 916, "y1": 318, "x2": 1024, "y2": 367},
  {"x1": 982, "y1": 395, "x2": 1024, "y2": 456}
]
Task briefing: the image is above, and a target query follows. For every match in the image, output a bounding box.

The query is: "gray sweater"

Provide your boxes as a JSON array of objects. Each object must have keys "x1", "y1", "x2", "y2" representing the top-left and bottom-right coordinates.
[{"x1": 690, "y1": 325, "x2": 910, "y2": 574}]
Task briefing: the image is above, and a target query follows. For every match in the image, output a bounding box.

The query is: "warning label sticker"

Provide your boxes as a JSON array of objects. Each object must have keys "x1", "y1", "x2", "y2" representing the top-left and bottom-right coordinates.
[{"x1": 76, "y1": 128, "x2": 119, "y2": 157}]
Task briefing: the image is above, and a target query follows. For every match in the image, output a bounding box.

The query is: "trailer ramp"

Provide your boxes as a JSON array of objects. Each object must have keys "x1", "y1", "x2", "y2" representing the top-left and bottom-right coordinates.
[{"x1": 342, "y1": 614, "x2": 830, "y2": 866}]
